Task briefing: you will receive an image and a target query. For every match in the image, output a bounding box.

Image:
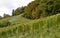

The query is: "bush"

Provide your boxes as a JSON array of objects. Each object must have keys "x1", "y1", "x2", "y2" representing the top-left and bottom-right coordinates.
[
  {"x1": 0, "y1": 20, "x2": 11, "y2": 27},
  {"x1": 22, "y1": 13, "x2": 31, "y2": 19}
]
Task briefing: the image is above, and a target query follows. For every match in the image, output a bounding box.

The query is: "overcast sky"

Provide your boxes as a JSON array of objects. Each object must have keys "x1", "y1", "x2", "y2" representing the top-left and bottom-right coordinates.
[{"x1": 0, "y1": 0, "x2": 34, "y2": 16}]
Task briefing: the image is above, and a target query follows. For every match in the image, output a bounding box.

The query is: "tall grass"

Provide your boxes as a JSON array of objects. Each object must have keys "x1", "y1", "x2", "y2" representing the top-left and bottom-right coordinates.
[{"x1": 0, "y1": 13, "x2": 60, "y2": 38}]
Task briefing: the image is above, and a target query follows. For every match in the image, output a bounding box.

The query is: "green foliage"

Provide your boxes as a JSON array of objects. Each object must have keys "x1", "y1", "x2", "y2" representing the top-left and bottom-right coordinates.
[
  {"x1": 12, "y1": 6, "x2": 25, "y2": 16},
  {"x1": 0, "y1": 20, "x2": 11, "y2": 27},
  {"x1": 32, "y1": 6, "x2": 41, "y2": 19},
  {"x1": 3, "y1": 13, "x2": 11, "y2": 18},
  {"x1": 0, "y1": 16, "x2": 2, "y2": 19},
  {"x1": 22, "y1": 13, "x2": 31, "y2": 19},
  {"x1": 38, "y1": 0, "x2": 60, "y2": 15},
  {"x1": 0, "y1": 0, "x2": 60, "y2": 38},
  {"x1": 24, "y1": 1, "x2": 39, "y2": 19},
  {"x1": 23, "y1": 0, "x2": 60, "y2": 19},
  {"x1": 0, "y1": 13, "x2": 60, "y2": 38}
]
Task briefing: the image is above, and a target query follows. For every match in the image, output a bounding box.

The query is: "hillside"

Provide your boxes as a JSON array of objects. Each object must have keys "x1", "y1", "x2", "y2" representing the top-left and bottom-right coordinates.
[
  {"x1": 0, "y1": 0, "x2": 60, "y2": 38},
  {"x1": 0, "y1": 13, "x2": 31, "y2": 27},
  {"x1": 9, "y1": 13, "x2": 60, "y2": 38},
  {"x1": 0, "y1": 13, "x2": 31, "y2": 38},
  {"x1": 0, "y1": 13, "x2": 60, "y2": 38}
]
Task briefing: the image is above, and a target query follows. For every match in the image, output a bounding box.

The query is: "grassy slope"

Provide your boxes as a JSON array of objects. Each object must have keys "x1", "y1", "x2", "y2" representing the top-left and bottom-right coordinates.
[
  {"x1": 10, "y1": 13, "x2": 60, "y2": 38},
  {"x1": 0, "y1": 13, "x2": 60, "y2": 38},
  {"x1": 0, "y1": 14, "x2": 31, "y2": 38},
  {"x1": 0, "y1": 14, "x2": 31, "y2": 26},
  {"x1": 7, "y1": 13, "x2": 60, "y2": 38}
]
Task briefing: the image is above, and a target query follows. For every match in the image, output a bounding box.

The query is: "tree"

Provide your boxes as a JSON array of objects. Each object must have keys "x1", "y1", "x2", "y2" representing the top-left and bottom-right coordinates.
[
  {"x1": 3, "y1": 13, "x2": 11, "y2": 18},
  {"x1": 24, "y1": 1, "x2": 39, "y2": 19},
  {"x1": 12, "y1": 6, "x2": 25, "y2": 16},
  {"x1": 46, "y1": 0, "x2": 60, "y2": 15},
  {"x1": 35, "y1": 0, "x2": 60, "y2": 16},
  {"x1": 0, "y1": 16, "x2": 2, "y2": 19},
  {"x1": 12, "y1": 9, "x2": 15, "y2": 16},
  {"x1": 32, "y1": 6, "x2": 41, "y2": 19},
  {"x1": 24, "y1": 0, "x2": 60, "y2": 19}
]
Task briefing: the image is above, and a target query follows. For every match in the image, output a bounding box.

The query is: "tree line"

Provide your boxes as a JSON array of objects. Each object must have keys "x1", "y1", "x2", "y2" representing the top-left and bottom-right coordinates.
[{"x1": 0, "y1": 0, "x2": 60, "y2": 19}]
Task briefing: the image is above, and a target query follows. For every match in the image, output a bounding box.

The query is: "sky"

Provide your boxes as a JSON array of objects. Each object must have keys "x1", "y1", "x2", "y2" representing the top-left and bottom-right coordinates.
[{"x1": 0, "y1": 0, "x2": 34, "y2": 16}]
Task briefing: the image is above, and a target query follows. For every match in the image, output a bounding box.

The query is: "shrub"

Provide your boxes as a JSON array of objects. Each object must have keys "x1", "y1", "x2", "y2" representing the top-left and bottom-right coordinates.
[{"x1": 0, "y1": 20, "x2": 11, "y2": 27}]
